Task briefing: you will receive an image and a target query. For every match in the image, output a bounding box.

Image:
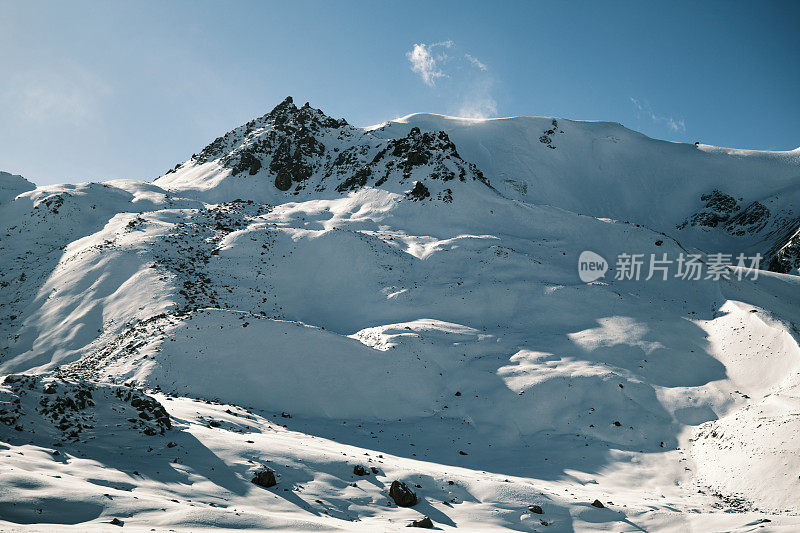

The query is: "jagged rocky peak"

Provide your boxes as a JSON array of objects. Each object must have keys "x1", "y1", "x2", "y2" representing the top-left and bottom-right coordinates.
[
  {"x1": 163, "y1": 97, "x2": 492, "y2": 201},
  {"x1": 265, "y1": 96, "x2": 348, "y2": 130},
  {"x1": 182, "y1": 96, "x2": 350, "y2": 170}
]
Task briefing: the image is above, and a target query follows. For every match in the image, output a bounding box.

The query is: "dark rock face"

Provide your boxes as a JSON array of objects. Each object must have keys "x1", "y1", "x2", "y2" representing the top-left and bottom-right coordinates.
[
  {"x1": 265, "y1": 129, "x2": 322, "y2": 184},
  {"x1": 677, "y1": 190, "x2": 740, "y2": 229},
  {"x1": 677, "y1": 188, "x2": 800, "y2": 274},
  {"x1": 702, "y1": 190, "x2": 739, "y2": 215},
  {"x1": 336, "y1": 166, "x2": 371, "y2": 193},
  {"x1": 767, "y1": 228, "x2": 800, "y2": 273},
  {"x1": 678, "y1": 190, "x2": 774, "y2": 236},
  {"x1": 591, "y1": 499, "x2": 605, "y2": 508},
  {"x1": 251, "y1": 468, "x2": 277, "y2": 488},
  {"x1": 389, "y1": 480, "x2": 418, "y2": 507},
  {"x1": 274, "y1": 170, "x2": 292, "y2": 191},
  {"x1": 230, "y1": 150, "x2": 262, "y2": 176},
  {"x1": 407, "y1": 182, "x2": 430, "y2": 201},
  {"x1": 408, "y1": 516, "x2": 433, "y2": 528},
  {"x1": 725, "y1": 201, "x2": 770, "y2": 235}
]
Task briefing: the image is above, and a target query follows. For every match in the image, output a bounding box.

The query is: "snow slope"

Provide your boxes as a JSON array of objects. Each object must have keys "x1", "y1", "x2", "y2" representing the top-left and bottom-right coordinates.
[
  {"x1": 0, "y1": 171, "x2": 35, "y2": 206},
  {"x1": 385, "y1": 114, "x2": 800, "y2": 271},
  {"x1": 2, "y1": 97, "x2": 800, "y2": 531}
]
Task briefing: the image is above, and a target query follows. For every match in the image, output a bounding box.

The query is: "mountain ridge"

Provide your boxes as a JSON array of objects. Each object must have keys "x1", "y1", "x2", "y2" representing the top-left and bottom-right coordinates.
[{"x1": 149, "y1": 96, "x2": 800, "y2": 273}]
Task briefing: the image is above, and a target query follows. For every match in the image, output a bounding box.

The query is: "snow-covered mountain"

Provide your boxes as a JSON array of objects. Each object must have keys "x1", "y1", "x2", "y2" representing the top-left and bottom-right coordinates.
[
  {"x1": 2, "y1": 97, "x2": 800, "y2": 531},
  {"x1": 155, "y1": 97, "x2": 800, "y2": 271}
]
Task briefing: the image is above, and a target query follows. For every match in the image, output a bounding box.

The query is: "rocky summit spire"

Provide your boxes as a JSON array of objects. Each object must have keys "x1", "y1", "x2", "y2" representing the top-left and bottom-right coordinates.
[{"x1": 265, "y1": 96, "x2": 298, "y2": 124}]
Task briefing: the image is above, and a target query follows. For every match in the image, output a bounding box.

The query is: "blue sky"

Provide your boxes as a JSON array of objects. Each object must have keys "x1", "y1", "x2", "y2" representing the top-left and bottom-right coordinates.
[{"x1": 1, "y1": 1, "x2": 798, "y2": 185}]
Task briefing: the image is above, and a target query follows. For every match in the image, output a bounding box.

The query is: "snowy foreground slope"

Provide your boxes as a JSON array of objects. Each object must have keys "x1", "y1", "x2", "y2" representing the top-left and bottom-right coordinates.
[{"x1": 2, "y1": 98, "x2": 800, "y2": 531}]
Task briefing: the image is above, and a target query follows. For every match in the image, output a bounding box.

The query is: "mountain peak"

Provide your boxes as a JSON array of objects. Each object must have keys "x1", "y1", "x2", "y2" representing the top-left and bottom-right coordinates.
[
  {"x1": 264, "y1": 95, "x2": 297, "y2": 124},
  {"x1": 184, "y1": 98, "x2": 348, "y2": 168},
  {"x1": 157, "y1": 98, "x2": 489, "y2": 202},
  {"x1": 259, "y1": 96, "x2": 347, "y2": 130}
]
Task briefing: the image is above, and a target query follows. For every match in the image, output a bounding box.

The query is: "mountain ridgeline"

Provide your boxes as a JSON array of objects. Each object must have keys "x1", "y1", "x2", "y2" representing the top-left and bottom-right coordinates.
[{"x1": 155, "y1": 96, "x2": 800, "y2": 273}]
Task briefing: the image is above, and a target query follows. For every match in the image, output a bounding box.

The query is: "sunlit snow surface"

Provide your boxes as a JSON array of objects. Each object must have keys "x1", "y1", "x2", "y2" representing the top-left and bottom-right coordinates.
[{"x1": 2, "y1": 105, "x2": 800, "y2": 531}]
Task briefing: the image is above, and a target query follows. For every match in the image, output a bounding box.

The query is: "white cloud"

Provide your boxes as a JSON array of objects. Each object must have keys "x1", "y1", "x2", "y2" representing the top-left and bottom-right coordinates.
[
  {"x1": 630, "y1": 97, "x2": 686, "y2": 133},
  {"x1": 406, "y1": 43, "x2": 447, "y2": 87},
  {"x1": 406, "y1": 42, "x2": 497, "y2": 119}
]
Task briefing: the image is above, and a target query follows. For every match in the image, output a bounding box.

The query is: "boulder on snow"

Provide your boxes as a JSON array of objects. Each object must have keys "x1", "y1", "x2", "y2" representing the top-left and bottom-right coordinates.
[
  {"x1": 389, "y1": 480, "x2": 418, "y2": 507},
  {"x1": 591, "y1": 499, "x2": 605, "y2": 508},
  {"x1": 274, "y1": 170, "x2": 292, "y2": 191},
  {"x1": 353, "y1": 465, "x2": 370, "y2": 476},
  {"x1": 251, "y1": 468, "x2": 277, "y2": 488},
  {"x1": 528, "y1": 504, "x2": 543, "y2": 514},
  {"x1": 408, "y1": 516, "x2": 433, "y2": 528}
]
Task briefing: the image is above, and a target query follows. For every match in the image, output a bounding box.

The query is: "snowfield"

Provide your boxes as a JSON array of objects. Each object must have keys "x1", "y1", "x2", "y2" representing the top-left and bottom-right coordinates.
[{"x1": 2, "y1": 97, "x2": 800, "y2": 531}]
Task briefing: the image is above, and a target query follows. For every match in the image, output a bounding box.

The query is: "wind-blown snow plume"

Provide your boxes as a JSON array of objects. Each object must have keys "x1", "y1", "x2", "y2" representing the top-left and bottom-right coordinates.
[
  {"x1": 630, "y1": 97, "x2": 686, "y2": 132},
  {"x1": 456, "y1": 75, "x2": 497, "y2": 119},
  {"x1": 465, "y1": 53, "x2": 488, "y2": 71},
  {"x1": 406, "y1": 41, "x2": 497, "y2": 119}
]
